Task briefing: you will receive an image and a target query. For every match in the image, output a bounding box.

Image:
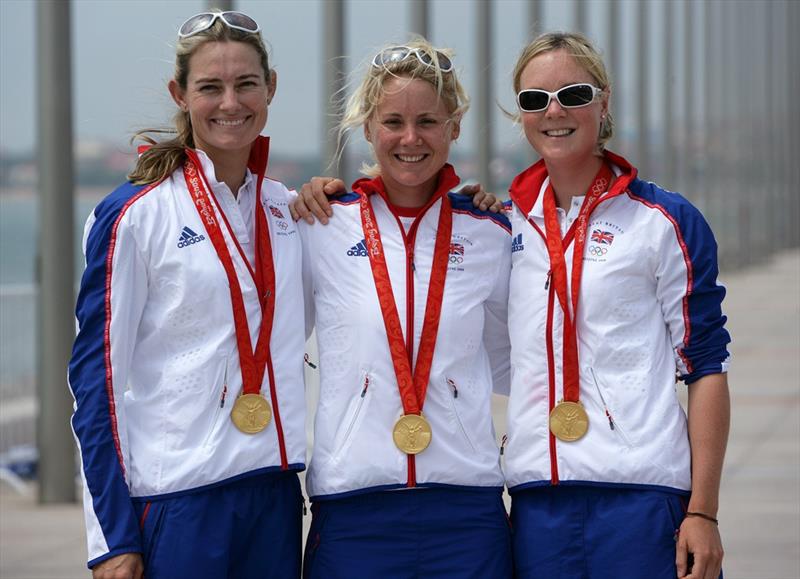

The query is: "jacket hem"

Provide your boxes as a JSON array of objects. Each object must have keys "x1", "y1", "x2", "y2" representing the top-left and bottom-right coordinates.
[
  {"x1": 129, "y1": 463, "x2": 305, "y2": 503},
  {"x1": 508, "y1": 479, "x2": 691, "y2": 496},
  {"x1": 310, "y1": 481, "x2": 504, "y2": 502}
]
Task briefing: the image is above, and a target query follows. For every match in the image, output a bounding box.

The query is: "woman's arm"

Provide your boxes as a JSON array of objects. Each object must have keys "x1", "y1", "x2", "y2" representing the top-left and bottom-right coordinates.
[{"x1": 676, "y1": 372, "x2": 729, "y2": 579}]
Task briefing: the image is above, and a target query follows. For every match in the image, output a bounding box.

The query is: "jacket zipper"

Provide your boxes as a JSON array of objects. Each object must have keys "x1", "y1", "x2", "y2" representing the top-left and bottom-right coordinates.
[
  {"x1": 545, "y1": 271, "x2": 559, "y2": 485},
  {"x1": 405, "y1": 234, "x2": 417, "y2": 488}
]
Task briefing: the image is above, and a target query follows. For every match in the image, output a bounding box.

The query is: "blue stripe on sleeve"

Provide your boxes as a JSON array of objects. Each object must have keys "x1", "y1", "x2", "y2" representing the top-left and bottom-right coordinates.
[
  {"x1": 628, "y1": 180, "x2": 731, "y2": 383},
  {"x1": 68, "y1": 181, "x2": 148, "y2": 561},
  {"x1": 448, "y1": 192, "x2": 512, "y2": 232}
]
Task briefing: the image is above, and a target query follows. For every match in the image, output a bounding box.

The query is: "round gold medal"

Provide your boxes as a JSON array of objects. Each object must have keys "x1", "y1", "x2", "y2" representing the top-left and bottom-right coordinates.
[
  {"x1": 392, "y1": 414, "x2": 432, "y2": 455},
  {"x1": 230, "y1": 393, "x2": 272, "y2": 434},
  {"x1": 549, "y1": 401, "x2": 589, "y2": 442}
]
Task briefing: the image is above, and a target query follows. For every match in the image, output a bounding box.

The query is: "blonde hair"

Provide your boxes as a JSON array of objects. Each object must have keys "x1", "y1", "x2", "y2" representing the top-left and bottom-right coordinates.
[
  {"x1": 511, "y1": 31, "x2": 614, "y2": 150},
  {"x1": 337, "y1": 37, "x2": 469, "y2": 177},
  {"x1": 128, "y1": 17, "x2": 271, "y2": 185}
]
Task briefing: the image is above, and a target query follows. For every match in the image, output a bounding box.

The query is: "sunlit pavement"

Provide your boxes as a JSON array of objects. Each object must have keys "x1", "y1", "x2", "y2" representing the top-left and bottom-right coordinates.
[{"x1": 1, "y1": 249, "x2": 798, "y2": 579}]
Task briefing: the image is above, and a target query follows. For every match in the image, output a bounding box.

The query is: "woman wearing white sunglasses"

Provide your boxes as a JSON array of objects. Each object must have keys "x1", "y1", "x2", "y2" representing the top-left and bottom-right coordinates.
[
  {"x1": 298, "y1": 38, "x2": 513, "y2": 578},
  {"x1": 504, "y1": 32, "x2": 730, "y2": 579},
  {"x1": 68, "y1": 11, "x2": 306, "y2": 579}
]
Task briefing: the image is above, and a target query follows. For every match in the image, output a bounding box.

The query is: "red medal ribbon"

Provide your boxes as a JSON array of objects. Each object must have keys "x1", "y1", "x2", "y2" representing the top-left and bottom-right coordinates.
[
  {"x1": 541, "y1": 163, "x2": 613, "y2": 403},
  {"x1": 356, "y1": 178, "x2": 453, "y2": 417},
  {"x1": 182, "y1": 149, "x2": 276, "y2": 399}
]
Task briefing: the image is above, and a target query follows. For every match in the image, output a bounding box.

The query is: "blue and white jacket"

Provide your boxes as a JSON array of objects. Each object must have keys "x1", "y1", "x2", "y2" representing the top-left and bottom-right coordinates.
[
  {"x1": 300, "y1": 165, "x2": 512, "y2": 500},
  {"x1": 67, "y1": 139, "x2": 306, "y2": 567},
  {"x1": 504, "y1": 151, "x2": 730, "y2": 494}
]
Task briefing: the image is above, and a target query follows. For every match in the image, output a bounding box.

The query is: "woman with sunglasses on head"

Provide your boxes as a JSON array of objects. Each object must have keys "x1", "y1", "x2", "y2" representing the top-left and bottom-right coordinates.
[
  {"x1": 504, "y1": 32, "x2": 730, "y2": 579},
  {"x1": 298, "y1": 39, "x2": 513, "y2": 578},
  {"x1": 68, "y1": 12, "x2": 306, "y2": 579}
]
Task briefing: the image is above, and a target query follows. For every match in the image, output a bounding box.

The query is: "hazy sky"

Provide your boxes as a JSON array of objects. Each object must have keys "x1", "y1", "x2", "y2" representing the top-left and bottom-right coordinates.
[
  {"x1": 0, "y1": 0, "x2": 593, "y2": 157},
  {"x1": 0, "y1": 0, "x2": 677, "y2": 174}
]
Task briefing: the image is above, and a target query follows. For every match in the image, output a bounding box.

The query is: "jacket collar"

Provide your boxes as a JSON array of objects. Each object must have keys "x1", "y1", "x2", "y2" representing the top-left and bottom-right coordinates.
[{"x1": 509, "y1": 150, "x2": 637, "y2": 218}]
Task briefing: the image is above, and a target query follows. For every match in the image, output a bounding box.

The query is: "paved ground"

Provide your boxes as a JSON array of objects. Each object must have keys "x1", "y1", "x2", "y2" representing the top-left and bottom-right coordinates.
[{"x1": 1, "y1": 249, "x2": 798, "y2": 579}]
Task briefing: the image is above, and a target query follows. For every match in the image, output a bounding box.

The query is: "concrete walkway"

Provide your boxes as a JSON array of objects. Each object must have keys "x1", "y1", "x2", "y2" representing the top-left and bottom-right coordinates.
[{"x1": 1, "y1": 249, "x2": 798, "y2": 579}]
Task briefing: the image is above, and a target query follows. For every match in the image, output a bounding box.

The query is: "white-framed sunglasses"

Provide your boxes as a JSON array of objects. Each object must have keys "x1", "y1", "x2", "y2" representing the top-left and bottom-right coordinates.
[
  {"x1": 371, "y1": 46, "x2": 454, "y2": 73},
  {"x1": 178, "y1": 11, "x2": 260, "y2": 39},
  {"x1": 517, "y1": 83, "x2": 603, "y2": 113}
]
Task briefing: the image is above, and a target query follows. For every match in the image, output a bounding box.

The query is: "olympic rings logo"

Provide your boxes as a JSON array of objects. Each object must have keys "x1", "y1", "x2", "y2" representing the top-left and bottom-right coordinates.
[
  {"x1": 589, "y1": 245, "x2": 608, "y2": 256},
  {"x1": 449, "y1": 255, "x2": 464, "y2": 264}
]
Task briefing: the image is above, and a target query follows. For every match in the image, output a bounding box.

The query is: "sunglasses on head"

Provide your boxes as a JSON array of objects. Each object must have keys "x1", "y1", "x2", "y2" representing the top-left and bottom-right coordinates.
[
  {"x1": 517, "y1": 83, "x2": 603, "y2": 113},
  {"x1": 178, "y1": 11, "x2": 260, "y2": 38},
  {"x1": 371, "y1": 46, "x2": 454, "y2": 73}
]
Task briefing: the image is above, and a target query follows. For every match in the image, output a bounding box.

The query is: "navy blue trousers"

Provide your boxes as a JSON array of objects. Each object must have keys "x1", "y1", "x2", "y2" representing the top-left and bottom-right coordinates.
[
  {"x1": 133, "y1": 471, "x2": 303, "y2": 579},
  {"x1": 304, "y1": 487, "x2": 513, "y2": 579},
  {"x1": 510, "y1": 485, "x2": 721, "y2": 579}
]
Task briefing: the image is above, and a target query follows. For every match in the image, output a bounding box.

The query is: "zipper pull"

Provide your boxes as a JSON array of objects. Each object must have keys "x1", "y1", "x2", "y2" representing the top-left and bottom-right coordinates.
[
  {"x1": 447, "y1": 378, "x2": 458, "y2": 398},
  {"x1": 219, "y1": 366, "x2": 228, "y2": 408},
  {"x1": 605, "y1": 408, "x2": 615, "y2": 430},
  {"x1": 361, "y1": 375, "x2": 370, "y2": 397},
  {"x1": 500, "y1": 434, "x2": 508, "y2": 456},
  {"x1": 589, "y1": 367, "x2": 614, "y2": 430},
  {"x1": 304, "y1": 353, "x2": 317, "y2": 369},
  {"x1": 544, "y1": 270, "x2": 552, "y2": 290}
]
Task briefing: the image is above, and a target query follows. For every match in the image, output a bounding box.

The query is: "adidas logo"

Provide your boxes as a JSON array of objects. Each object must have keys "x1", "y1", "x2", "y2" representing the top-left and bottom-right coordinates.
[
  {"x1": 177, "y1": 226, "x2": 206, "y2": 249},
  {"x1": 511, "y1": 233, "x2": 524, "y2": 253},
  {"x1": 347, "y1": 239, "x2": 368, "y2": 257}
]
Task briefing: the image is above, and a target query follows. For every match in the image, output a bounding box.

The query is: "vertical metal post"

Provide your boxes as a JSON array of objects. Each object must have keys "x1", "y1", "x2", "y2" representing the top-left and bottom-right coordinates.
[
  {"x1": 703, "y1": 0, "x2": 718, "y2": 246},
  {"x1": 410, "y1": 0, "x2": 429, "y2": 39},
  {"x1": 207, "y1": 0, "x2": 234, "y2": 10},
  {"x1": 476, "y1": 0, "x2": 492, "y2": 191},
  {"x1": 528, "y1": 0, "x2": 542, "y2": 39},
  {"x1": 37, "y1": 0, "x2": 76, "y2": 503},
  {"x1": 324, "y1": 0, "x2": 348, "y2": 181},
  {"x1": 574, "y1": 0, "x2": 588, "y2": 34},
  {"x1": 663, "y1": 0, "x2": 674, "y2": 189},
  {"x1": 683, "y1": 0, "x2": 695, "y2": 205},
  {"x1": 636, "y1": 0, "x2": 649, "y2": 178},
  {"x1": 790, "y1": 1, "x2": 800, "y2": 248},
  {"x1": 608, "y1": 0, "x2": 622, "y2": 154}
]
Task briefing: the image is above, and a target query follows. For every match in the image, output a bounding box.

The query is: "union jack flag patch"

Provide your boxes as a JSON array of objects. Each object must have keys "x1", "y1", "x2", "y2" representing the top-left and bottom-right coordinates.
[
  {"x1": 590, "y1": 229, "x2": 615, "y2": 245},
  {"x1": 449, "y1": 243, "x2": 465, "y2": 256},
  {"x1": 269, "y1": 205, "x2": 285, "y2": 219}
]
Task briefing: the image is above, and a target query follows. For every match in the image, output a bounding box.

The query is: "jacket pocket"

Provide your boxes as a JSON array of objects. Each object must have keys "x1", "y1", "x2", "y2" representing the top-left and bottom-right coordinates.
[
  {"x1": 331, "y1": 370, "x2": 372, "y2": 462},
  {"x1": 447, "y1": 378, "x2": 476, "y2": 453},
  {"x1": 588, "y1": 367, "x2": 635, "y2": 448},
  {"x1": 137, "y1": 500, "x2": 169, "y2": 564},
  {"x1": 202, "y1": 357, "x2": 230, "y2": 447}
]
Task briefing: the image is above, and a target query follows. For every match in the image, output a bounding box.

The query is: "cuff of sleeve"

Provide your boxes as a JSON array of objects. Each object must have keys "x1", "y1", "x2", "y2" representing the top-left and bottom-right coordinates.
[{"x1": 88, "y1": 547, "x2": 143, "y2": 570}]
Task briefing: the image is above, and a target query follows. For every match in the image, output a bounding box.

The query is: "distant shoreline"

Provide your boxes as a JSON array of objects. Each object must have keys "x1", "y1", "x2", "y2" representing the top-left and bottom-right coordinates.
[{"x1": 0, "y1": 187, "x2": 110, "y2": 201}]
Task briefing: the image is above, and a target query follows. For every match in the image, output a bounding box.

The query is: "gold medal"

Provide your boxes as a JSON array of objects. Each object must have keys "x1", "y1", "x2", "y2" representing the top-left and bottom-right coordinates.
[
  {"x1": 230, "y1": 393, "x2": 272, "y2": 434},
  {"x1": 549, "y1": 401, "x2": 589, "y2": 442},
  {"x1": 392, "y1": 414, "x2": 432, "y2": 455}
]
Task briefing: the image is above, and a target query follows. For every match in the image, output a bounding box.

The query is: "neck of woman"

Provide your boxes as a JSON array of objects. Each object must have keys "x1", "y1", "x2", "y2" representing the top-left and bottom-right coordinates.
[
  {"x1": 384, "y1": 178, "x2": 437, "y2": 210},
  {"x1": 207, "y1": 148, "x2": 250, "y2": 197},
  {"x1": 545, "y1": 154, "x2": 605, "y2": 210}
]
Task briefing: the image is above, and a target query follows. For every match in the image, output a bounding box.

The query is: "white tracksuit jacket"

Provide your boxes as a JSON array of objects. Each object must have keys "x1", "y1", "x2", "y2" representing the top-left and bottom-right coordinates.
[
  {"x1": 67, "y1": 139, "x2": 306, "y2": 566},
  {"x1": 504, "y1": 151, "x2": 730, "y2": 494},
  {"x1": 300, "y1": 165, "x2": 512, "y2": 500}
]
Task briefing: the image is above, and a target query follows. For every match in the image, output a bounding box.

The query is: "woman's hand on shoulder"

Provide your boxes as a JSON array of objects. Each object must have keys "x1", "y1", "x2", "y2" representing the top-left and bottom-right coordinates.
[
  {"x1": 92, "y1": 553, "x2": 144, "y2": 579},
  {"x1": 458, "y1": 183, "x2": 504, "y2": 213},
  {"x1": 289, "y1": 177, "x2": 346, "y2": 225}
]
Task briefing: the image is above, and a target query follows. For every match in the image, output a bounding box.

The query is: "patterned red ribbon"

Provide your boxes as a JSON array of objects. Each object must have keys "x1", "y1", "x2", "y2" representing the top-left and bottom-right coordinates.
[
  {"x1": 357, "y1": 189, "x2": 453, "y2": 416},
  {"x1": 182, "y1": 149, "x2": 276, "y2": 398},
  {"x1": 541, "y1": 163, "x2": 613, "y2": 403}
]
